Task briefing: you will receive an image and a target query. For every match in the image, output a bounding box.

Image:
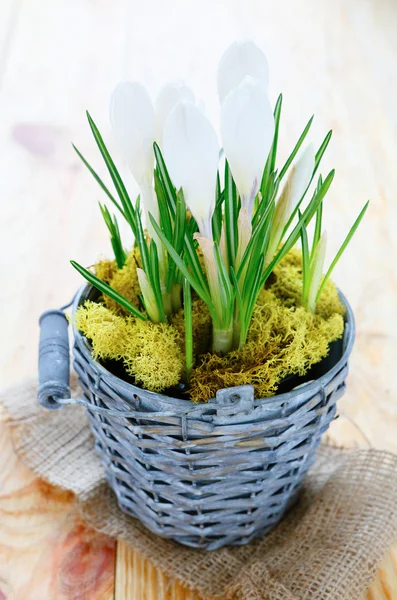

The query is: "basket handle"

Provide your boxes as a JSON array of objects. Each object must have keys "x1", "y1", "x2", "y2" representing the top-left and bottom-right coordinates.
[{"x1": 38, "y1": 309, "x2": 71, "y2": 410}]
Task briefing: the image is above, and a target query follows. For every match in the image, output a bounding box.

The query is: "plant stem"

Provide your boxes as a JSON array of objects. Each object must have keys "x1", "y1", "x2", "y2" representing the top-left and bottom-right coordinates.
[
  {"x1": 171, "y1": 283, "x2": 182, "y2": 312},
  {"x1": 212, "y1": 325, "x2": 233, "y2": 355},
  {"x1": 162, "y1": 290, "x2": 173, "y2": 316},
  {"x1": 232, "y1": 316, "x2": 241, "y2": 350}
]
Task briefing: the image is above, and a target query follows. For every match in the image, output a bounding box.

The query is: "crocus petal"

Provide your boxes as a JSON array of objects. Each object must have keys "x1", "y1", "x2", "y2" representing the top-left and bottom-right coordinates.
[
  {"x1": 221, "y1": 77, "x2": 274, "y2": 211},
  {"x1": 217, "y1": 40, "x2": 269, "y2": 103},
  {"x1": 141, "y1": 181, "x2": 159, "y2": 234},
  {"x1": 110, "y1": 81, "x2": 155, "y2": 187},
  {"x1": 287, "y1": 143, "x2": 315, "y2": 210},
  {"x1": 265, "y1": 142, "x2": 316, "y2": 265},
  {"x1": 163, "y1": 100, "x2": 220, "y2": 237},
  {"x1": 235, "y1": 208, "x2": 252, "y2": 269},
  {"x1": 137, "y1": 267, "x2": 160, "y2": 323},
  {"x1": 155, "y1": 81, "x2": 195, "y2": 145},
  {"x1": 194, "y1": 234, "x2": 222, "y2": 317},
  {"x1": 219, "y1": 220, "x2": 228, "y2": 269},
  {"x1": 308, "y1": 231, "x2": 327, "y2": 313}
]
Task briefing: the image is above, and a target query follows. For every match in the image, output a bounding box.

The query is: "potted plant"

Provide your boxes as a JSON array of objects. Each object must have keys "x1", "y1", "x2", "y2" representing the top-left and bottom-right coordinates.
[{"x1": 38, "y1": 40, "x2": 367, "y2": 550}]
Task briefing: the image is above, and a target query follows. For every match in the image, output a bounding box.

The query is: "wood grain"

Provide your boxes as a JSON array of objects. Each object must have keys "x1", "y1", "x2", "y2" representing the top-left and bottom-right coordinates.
[
  {"x1": 1, "y1": 0, "x2": 397, "y2": 597},
  {"x1": 0, "y1": 411, "x2": 116, "y2": 600},
  {"x1": 115, "y1": 541, "x2": 203, "y2": 600}
]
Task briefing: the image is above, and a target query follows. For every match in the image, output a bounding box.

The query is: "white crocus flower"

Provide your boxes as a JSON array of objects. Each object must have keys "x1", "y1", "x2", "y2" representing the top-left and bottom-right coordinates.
[
  {"x1": 109, "y1": 81, "x2": 158, "y2": 224},
  {"x1": 163, "y1": 100, "x2": 220, "y2": 238},
  {"x1": 308, "y1": 231, "x2": 327, "y2": 313},
  {"x1": 136, "y1": 268, "x2": 161, "y2": 323},
  {"x1": 217, "y1": 40, "x2": 269, "y2": 103},
  {"x1": 155, "y1": 81, "x2": 195, "y2": 146},
  {"x1": 266, "y1": 143, "x2": 316, "y2": 264},
  {"x1": 110, "y1": 81, "x2": 170, "y2": 314},
  {"x1": 221, "y1": 77, "x2": 274, "y2": 218}
]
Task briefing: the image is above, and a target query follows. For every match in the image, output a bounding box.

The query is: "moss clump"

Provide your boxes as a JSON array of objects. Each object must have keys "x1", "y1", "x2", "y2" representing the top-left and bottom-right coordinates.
[
  {"x1": 74, "y1": 301, "x2": 183, "y2": 392},
  {"x1": 103, "y1": 251, "x2": 141, "y2": 316},
  {"x1": 94, "y1": 259, "x2": 117, "y2": 284},
  {"x1": 74, "y1": 301, "x2": 130, "y2": 360},
  {"x1": 188, "y1": 287, "x2": 344, "y2": 402},
  {"x1": 269, "y1": 248, "x2": 345, "y2": 319},
  {"x1": 123, "y1": 320, "x2": 184, "y2": 391},
  {"x1": 188, "y1": 250, "x2": 345, "y2": 402},
  {"x1": 76, "y1": 248, "x2": 345, "y2": 400}
]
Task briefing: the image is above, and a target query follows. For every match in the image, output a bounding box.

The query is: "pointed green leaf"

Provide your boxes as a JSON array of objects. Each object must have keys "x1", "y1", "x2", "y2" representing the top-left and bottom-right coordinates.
[
  {"x1": 153, "y1": 142, "x2": 177, "y2": 213},
  {"x1": 260, "y1": 93, "x2": 282, "y2": 201},
  {"x1": 278, "y1": 115, "x2": 314, "y2": 181},
  {"x1": 316, "y1": 200, "x2": 369, "y2": 300},
  {"x1": 86, "y1": 111, "x2": 136, "y2": 231},
  {"x1": 224, "y1": 160, "x2": 238, "y2": 268},
  {"x1": 154, "y1": 170, "x2": 173, "y2": 242},
  {"x1": 149, "y1": 240, "x2": 166, "y2": 322},
  {"x1": 312, "y1": 197, "x2": 323, "y2": 254},
  {"x1": 149, "y1": 214, "x2": 218, "y2": 324},
  {"x1": 313, "y1": 130, "x2": 332, "y2": 176},
  {"x1": 73, "y1": 144, "x2": 125, "y2": 218},
  {"x1": 70, "y1": 261, "x2": 146, "y2": 320},
  {"x1": 299, "y1": 214, "x2": 310, "y2": 306}
]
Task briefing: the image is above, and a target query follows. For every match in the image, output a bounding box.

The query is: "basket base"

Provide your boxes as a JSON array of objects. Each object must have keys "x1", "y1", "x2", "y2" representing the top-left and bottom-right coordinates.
[{"x1": 113, "y1": 481, "x2": 303, "y2": 550}]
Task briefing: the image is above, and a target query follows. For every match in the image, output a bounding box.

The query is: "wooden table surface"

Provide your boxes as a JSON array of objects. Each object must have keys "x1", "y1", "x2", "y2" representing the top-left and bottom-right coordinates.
[{"x1": 1, "y1": 0, "x2": 397, "y2": 598}]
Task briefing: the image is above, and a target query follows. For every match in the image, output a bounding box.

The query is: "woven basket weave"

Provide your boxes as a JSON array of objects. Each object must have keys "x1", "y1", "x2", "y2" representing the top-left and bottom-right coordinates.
[{"x1": 38, "y1": 284, "x2": 355, "y2": 550}]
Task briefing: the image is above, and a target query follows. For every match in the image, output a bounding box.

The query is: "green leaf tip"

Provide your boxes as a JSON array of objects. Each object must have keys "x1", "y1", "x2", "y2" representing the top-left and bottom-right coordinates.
[{"x1": 70, "y1": 260, "x2": 147, "y2": 321}]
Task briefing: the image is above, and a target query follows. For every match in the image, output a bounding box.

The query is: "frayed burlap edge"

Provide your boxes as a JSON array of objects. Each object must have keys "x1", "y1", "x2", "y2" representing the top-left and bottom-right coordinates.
[{"x1": 2, "y1": 378, "x2": 397, "y2": 600}]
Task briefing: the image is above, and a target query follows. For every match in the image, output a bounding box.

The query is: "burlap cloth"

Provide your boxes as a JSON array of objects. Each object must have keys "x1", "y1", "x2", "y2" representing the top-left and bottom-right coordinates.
[{"x1": 2, "y1": 376, "x2": 397, "y2": 600}]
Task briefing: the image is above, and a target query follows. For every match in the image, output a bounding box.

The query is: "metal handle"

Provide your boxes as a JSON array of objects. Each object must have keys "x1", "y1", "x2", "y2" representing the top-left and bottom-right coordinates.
[{"x1": 38, "y1": 309, "x2": 71, "y2": 410}]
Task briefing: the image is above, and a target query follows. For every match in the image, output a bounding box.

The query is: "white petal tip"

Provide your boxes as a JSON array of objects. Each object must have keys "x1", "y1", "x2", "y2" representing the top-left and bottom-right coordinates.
[{"x1": 217, "y1": 40, "x2": 269, "y2": 103}]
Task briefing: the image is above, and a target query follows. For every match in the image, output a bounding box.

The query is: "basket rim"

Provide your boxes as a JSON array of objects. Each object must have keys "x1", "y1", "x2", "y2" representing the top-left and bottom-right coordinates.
[{"x1": 71, "y1": 284, "x2": 355, "y2": 408}]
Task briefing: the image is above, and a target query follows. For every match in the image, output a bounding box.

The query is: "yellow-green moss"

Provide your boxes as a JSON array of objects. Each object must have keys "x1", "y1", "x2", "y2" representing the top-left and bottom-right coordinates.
[
  {"x1": 188, "y1": 287, "x2": 344, "y2": 402},
  {"x1": 132, "y1": 245, "x2": 143, "y2": 268},
  {"x1": 103, "y1": 251, "x2": 141, "y2": 316},
  {"x1": 74, "y1": 301, "x2": 184, "y2": 393},
  {"x1": 269, "y1": 248, "x2": 345, "y2": 319},
  {"x1": 78, "y1": 249, "x2": 345, "y2": 401},
  {"x1": 123, "y1": 320, "x2": 184, "y2": 391},
  {"x1": 94, "y1": 259, "x2": 117, "y2": 283},
  {"x1": 74, "y1": 301, "x2": 131, "y2": 360}
]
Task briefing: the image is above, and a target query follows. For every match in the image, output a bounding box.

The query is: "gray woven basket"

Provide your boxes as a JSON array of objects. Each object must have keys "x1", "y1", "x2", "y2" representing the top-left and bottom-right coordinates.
[{"x1": 38, "y1": 284, "x2": 355, "y2": 550}]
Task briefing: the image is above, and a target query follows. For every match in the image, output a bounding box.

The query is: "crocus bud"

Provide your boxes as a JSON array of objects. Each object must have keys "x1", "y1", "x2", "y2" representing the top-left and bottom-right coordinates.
[
  {"x1": 163, "y1": 100, "x2": 220, "y2": 238},
  {"x1": 235, "y1": 207, "x2": 252, "y2": 269},
  {"x1": 194, "y1": 234, "x2": 233, "y2": 353},
  {"x1": 285, "y1": 143, "x2": 315, "y2": 212},
  {"x1": 195, "y1": 235, "x2": 219, "y2": 300},
  {"x1": 221, "y1": 77, "x2": 274, "y2": 215},
  {"x1": 266, "y1": 143, "x2": 315, "y2": 264},
  {"x1": 155, "y1": 81, "x2": 195, "y2": 146},
  {"x1": 110, "y1": 81, "x2": 155, "y2": 188},
  {"x1": 308, "y1": 231, "x2": 327, "y2": 313},
  {"x1": 110, "y1": 81, "x2": 159, "y2": 229},
  {"x1": 217, "y1": 40, "x2": 269, "y2": 103},
  {"x1": 137, "y1": 268, "x2": 161, "y2": 323}
]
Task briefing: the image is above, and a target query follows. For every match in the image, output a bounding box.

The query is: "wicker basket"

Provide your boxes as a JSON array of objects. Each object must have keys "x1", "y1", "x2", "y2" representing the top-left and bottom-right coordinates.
[{"x1": 38, "y1": 284, "x2": 355, "y2": 550}]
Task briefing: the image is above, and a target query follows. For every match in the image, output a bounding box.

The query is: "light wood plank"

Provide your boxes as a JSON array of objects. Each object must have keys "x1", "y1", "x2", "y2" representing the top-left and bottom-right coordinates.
[
  {"x1": 0, "y1": 413, "x2": 116, "y2": 600},
  {"x1": 115, "y1": 540, "x2": 203, "y2": 600},
  {"x1": 0, "y1": 0, "x2": 20, "y2": 93}
]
